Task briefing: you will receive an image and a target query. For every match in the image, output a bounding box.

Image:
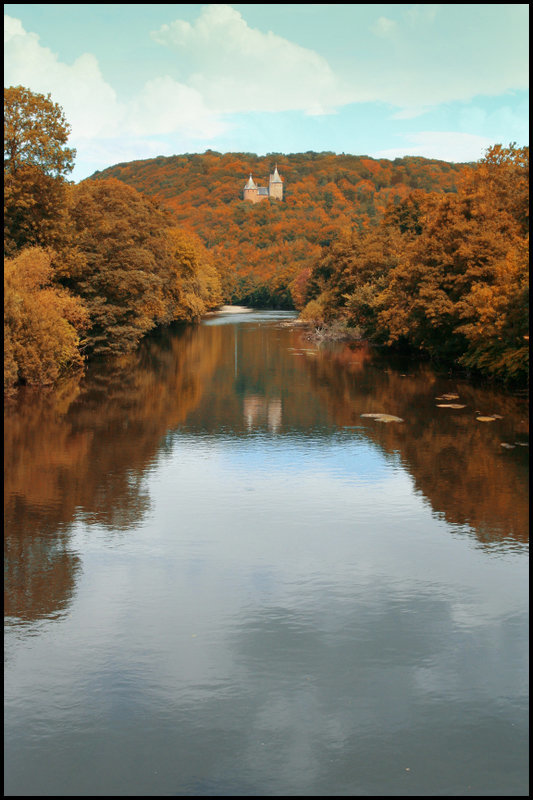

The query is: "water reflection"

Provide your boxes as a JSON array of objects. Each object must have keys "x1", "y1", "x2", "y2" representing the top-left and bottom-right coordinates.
[
  {"x1": 243, "y1": 394, "x2": 282, "y2": 432},
  {"x1": 4, "y1": 316, "x2": 529, "y2": 627},
  {"x1": 294, "y1": 335, "x2": 529, "y2": 547},
  {"x1": 4, "y1": 325, "x2": 223, "y2": 623},
  {"x1": 4, "y1": 312, "x2": 529, "y2": 796}
]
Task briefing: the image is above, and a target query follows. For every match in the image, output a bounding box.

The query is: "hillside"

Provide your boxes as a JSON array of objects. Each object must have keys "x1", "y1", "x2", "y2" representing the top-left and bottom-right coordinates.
[{"x1": 89, "y1": 151, "x2": 467, "y2": 307}]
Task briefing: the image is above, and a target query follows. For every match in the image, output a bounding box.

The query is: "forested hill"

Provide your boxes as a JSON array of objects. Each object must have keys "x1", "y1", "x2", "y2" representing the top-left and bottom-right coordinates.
[{"x1": 89, "y1": 151, "x2": 466, "y2": 307}]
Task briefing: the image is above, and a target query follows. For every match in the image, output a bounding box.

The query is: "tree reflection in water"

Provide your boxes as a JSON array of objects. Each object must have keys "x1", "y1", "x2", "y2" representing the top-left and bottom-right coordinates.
[
  {"x1": 4, "y1": 319, "x2": 529, "y2": 626},
  {"x1": 297, "y1": 334, "x2": 529, "y2": 547},
  {"x1": 4, "y1": 324, "x2": 223, "y2": 623}
]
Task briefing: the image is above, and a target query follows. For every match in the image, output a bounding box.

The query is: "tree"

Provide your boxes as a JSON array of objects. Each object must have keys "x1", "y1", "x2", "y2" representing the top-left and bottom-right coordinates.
[
  {"x1": 299, "y1": 144, "x2": 529, "y2": 384},
  {"x1": 63, "y1": 179, "x2": 172, "y2": 355},
  {"x1": 4, "y1": 86, "x2": 76, "y2": 256},
  {"x1": 61, "y1": 179, "x2": 222, "y2": 355},
  {"x1": 163, "y1": 228, "x2": 222, "y2": 321},
  {"x1": 460, "y1": 143, "x2": 529, "y2": 236},
  {"x1": 4, "y1": 247, "x2": 89, "y2": 390}
]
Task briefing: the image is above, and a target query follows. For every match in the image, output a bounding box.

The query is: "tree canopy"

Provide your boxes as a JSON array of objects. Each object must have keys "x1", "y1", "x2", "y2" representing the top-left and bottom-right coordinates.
[
  {"x1": 4, "y1": 247, "x2": 89, "y2": 389},
  {"x1": 4, "y1": 85, "x2": 75, "y2": 177},
  {"x1": 300, "y1": 145, "x2": 529, "y2": 384},
  {"x1": 91, "y1": 150, "x2": 465, "y2": 308},
  {"x1": 4, "y1": 86, "x2": 76, "y2": 256},
  {"x1": 4, "y1": 87, "x2": 222, "y2": 391}
]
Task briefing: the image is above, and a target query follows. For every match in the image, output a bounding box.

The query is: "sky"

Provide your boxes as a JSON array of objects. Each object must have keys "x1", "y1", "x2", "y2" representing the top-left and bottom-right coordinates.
[{"x1": 4, "y1": 3, "x2": 529, "y2": 181}]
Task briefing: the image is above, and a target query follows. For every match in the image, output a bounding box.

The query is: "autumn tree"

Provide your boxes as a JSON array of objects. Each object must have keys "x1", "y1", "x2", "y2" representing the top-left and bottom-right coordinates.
[
  {"x1": 4, "y1": 86, "x2": 76, "y2": 256},
  {"x1": 90, "y1": 150, "x2": 465, "y2": 308},
  {"x1": 460, "y1": 142, "x2": 529, "y2": 235},
  {"x1": 4, "y1": 248, "x2": 89, "y2": 390},
  {"x1": 60, "y1": 179, "x2": 222, "y2": 355},
  {"x1": 62, "y1": 179, "x2": 174, "y2": 355},
  {"x1": 375, "y1": 146, "x2": 529, "y2": 380},
  {"x1": 301, "y1": 144, "x2": 529, "y2": 384},
  {"x1": 163, "y1": 228, "x2": 222, "y2": 321}
]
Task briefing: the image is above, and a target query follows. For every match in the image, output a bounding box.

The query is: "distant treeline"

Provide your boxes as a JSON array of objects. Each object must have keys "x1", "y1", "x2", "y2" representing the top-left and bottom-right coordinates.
[
  {"x1": 92, "y1": 149, "x2": 465, "y2": 307},
  {"x1": 94, "y1": 145, "x2": 529, "y2": 385}
]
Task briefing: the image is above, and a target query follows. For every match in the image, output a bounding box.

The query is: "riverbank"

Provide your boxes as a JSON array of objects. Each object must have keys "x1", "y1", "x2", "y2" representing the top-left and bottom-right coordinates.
[
  {"x1": 282, "y1": 316, "x2": 529, "y2": 395},
  {"x1": 279, "y1": 317, "x2": 364, "y2": 342}
]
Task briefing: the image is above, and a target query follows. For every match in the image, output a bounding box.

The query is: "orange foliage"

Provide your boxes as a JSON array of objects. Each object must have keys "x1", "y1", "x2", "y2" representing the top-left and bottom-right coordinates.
[
  {"x1": 4, "y1": 247, "x2": 89, "y2": 390},
  {"x1": 301, "y1": 145, "x2": 529, "y2": 384},
  {"x1": 91, "y1": 151, "x2": 464, "y2": 307}
]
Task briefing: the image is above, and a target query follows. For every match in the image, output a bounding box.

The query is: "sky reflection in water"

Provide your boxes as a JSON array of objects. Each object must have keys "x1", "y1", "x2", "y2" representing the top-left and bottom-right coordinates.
[{"x1": 4, "y1": 312, "x2": 529, "y2": 796}]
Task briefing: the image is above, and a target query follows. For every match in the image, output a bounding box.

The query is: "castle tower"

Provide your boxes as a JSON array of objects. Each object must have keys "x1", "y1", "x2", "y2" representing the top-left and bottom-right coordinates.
[
  {"x1": 268, "y1": 164, "x2": 283, "y2": 200},
  {"x1": 243, "y1": 174, "x2": 259, "y2": 203}
]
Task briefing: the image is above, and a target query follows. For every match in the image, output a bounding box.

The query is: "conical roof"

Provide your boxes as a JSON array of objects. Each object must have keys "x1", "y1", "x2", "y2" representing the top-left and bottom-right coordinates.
[
  {"x1": 270, "y1": 165, "x2": 282, "y2": 183},
  {"x1": 244, "y1": 174, "x2": 257, "y2": 189}
]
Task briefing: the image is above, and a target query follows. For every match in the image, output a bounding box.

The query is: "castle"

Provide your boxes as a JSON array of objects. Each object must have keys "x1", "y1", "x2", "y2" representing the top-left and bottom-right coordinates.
[{"x1": 243, "y1": 165, "x2": 283, "y2": 202}]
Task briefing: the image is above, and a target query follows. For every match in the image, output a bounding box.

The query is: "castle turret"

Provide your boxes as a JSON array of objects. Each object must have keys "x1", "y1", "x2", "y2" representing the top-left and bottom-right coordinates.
[
  {"x1": 243, "y1": 168, "x2": 284, "y2": 203},
  {"x1": 243, "y1": 174, "x2": 259, "y2": 203},
  {"x1": 268, "y1": 164, "x2": 283, "y2": 200}
]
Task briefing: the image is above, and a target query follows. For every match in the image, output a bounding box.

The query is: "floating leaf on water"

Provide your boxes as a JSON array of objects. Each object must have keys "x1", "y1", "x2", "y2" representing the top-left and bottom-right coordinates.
[
  {"x1": 436, "y1": 403, "x2": 466, "y2": 409},
  {"x1": 361, "y1": 413, "x2": 404, "y2": 423},
  {"x1": 476, "y1": 416, "x2": 496, "y2": 422},
  {"x1": 500, "y1": 443, "x2": 515, "y2": 449}
]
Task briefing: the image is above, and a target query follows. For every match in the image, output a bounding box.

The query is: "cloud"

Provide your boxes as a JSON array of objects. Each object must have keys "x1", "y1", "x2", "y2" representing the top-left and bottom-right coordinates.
[
  {"x1": 373, "y1": 132, "x2": 495, "y2": 164},
  {"x1": 4, "y1": 14, "x2": 119, "y2": 138},
  {"x1": 4, "y1": 13, "x2": 227, "y2": 176},
  {"x1": 4, "y1": 6, "x2": 528, "y2": 177},
  {"x1": 73, "y1": 138, "x2": 176, "y2": 171},
  {"x1": 151, "y1": 4, "x2": 353, "y2": 115},
  {"x1": 149, "y1": 4, "x2": 528, "y2": 118},
  {"x1": 362, "y1": 4, "x2": 529, "y2": 111},
  {"x1": 123, "y1": 76, "x2": 227, "y2": 139},
  {"x1": 371, "y1": 16, "x2": 397, "y2": 38},
  {"x1": 458, "y1": 98, "x2": 529, "y2": 145}
]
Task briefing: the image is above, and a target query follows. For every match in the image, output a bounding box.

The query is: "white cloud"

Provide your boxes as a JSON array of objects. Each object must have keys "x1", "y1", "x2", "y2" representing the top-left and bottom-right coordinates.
[
  {"x1": 371, "y1": 17, "x2": 397, "y2": 38},
  {"x1": 123, "y1": 76, "x2": 227, "y2": 139},
  {"x1": 4, "y1": 14, "x2": 227, "y2": 176},
  {"x1": 458, "y1": 99, "x2": 529, "y2": 146},
  {"x1": 151, "y1": 4, "x2": 353, "y2": 115},
  {"x1": 74, "y1": 138, "x2": 175, "y2": 170},
  {"x1": 4, "y1": 6, "x2": 528, "y2": 176},
  {"x1": 149, "y1": 4, "x2": 528, "y2": 118},
  {"x1": 363, "y1": 4, "x2": 529, "y2": 110},
  {"x1": 5, "y1": 15, "x2": 120, "y2": 138},
  {"x1": 374, "y1": 132, "x2": 495, "y2": 164}
]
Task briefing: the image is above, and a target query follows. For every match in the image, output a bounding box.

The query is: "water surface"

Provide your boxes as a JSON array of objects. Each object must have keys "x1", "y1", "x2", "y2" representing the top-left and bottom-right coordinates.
[{"x1": 4, "y1": 311, "x2": 529, "y2": 796}]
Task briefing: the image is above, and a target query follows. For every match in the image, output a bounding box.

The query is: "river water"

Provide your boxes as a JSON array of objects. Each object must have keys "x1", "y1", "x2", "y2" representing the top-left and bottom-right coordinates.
[{"x1": 4, "y1": 310, "x2": 529, "y2": 796}]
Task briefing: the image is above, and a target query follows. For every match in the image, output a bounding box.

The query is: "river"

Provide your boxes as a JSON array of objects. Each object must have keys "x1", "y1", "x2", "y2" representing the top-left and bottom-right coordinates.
[{"x1": 4, "y1": 309, "x2": 529, "y2": 796}]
